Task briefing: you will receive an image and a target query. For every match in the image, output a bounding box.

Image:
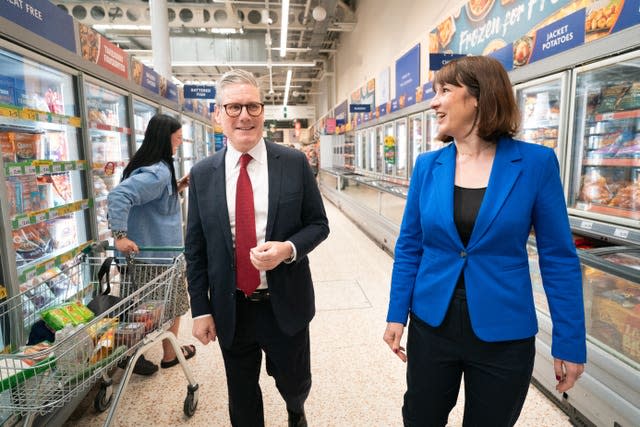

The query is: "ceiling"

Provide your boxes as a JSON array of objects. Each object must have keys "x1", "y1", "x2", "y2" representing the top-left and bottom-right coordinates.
[{"x1": 52, "y1": 0, "x2": 357, "y2": 106}]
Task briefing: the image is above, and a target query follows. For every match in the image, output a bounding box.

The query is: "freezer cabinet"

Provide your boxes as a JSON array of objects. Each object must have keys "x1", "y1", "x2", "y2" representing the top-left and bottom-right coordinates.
[
  {"x1": 567, "y1": 51, "x2": 640, "y2": 228},
  {"x1": 527, "y1": 240, "x2": 640, "y2": 427}
]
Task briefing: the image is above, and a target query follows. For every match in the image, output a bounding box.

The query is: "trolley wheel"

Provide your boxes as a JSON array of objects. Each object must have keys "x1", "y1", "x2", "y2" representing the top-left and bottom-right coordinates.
[
  {"x1": 94, "y1": 385, "x2": 113, "y2": 412},
  {"x1": 183, "y1": 391, "x2": 198, "y2": 417}
]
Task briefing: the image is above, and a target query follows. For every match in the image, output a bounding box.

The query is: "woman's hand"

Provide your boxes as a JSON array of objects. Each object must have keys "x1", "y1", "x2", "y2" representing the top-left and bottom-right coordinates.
[
  {"x1": 554, "y1": 358, "x2": 584, "y2": 393},
  {"x1": 114, "y1": 237, "x2": 139, "y2": 254},
  {"x1": 177, "y1": 174, "x2": 190, "y2": 192},
  {"x1": 383, "y1": 322, "x2": 407, "y2": 362}
]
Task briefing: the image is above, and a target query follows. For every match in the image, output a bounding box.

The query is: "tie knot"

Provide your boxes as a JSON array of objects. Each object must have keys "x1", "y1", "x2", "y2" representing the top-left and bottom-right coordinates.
[{"x1": 240, "y1": 153, "x2": 252, "y2": 169}]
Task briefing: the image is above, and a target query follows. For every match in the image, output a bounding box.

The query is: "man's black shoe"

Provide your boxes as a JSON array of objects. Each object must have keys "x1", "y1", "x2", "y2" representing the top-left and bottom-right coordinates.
[
  {"x1": 288, "y1": 410, "x2": 307, "y2": 427},
  {"x1": 117, "y1": 354, "x2": 158, "y2": 376}
]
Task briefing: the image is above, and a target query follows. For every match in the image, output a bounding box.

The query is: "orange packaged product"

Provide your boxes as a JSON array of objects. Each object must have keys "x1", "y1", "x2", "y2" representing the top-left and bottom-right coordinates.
[
  {"x1": 0, "y1": 131, "x2": 16, "y2": 163},
  {"x1": 14, "y1": 132, "x2": 41, "y2": 161}
]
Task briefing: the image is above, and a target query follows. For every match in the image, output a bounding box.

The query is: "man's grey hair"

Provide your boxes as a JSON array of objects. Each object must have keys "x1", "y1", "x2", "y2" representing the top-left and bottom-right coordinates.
[{"x1": 215, "y1": 69, "x2": 263, "y2": 105}]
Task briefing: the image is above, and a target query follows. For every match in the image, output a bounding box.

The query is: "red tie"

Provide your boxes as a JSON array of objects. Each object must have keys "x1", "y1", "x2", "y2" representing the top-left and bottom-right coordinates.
[{"x1": 235, "y1": 153, "x2": 261, "y2": 296}]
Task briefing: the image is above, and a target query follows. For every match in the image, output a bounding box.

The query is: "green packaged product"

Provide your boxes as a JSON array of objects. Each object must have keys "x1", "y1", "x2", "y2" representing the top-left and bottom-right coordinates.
[{"x1": 40, "y1": 307, "x2": 74, "y2": 331}]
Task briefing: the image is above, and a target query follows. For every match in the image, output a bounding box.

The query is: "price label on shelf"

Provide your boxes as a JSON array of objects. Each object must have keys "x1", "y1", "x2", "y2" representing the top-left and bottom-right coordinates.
[
  {"x1": 613, "y1": 228, "x2": 629, "y2": 239},
  {"x1": 16, "y1": 215, "x2": 30, "y2": 228},
  {"x1": 23, "y1": 164, "x2": 36, "y2": 174},
  {"x1": 80, "y1": 200, "x2": 89, "y2": 210},
  {"x1": 580, "y1": 220, "x2": 593, "y2": 230},
  {"x1": 33, "y1": 210, "x2": 48, "y2": 223},
  {"x1": 52, "y1": 163, "x2": 63, "y2": 173},
  {"x1": 23, "y1": 268, "x2": 37, "y2": 281},
  {"x1": 7, "y1": 165, "x2": 23, "y2": 175},
  {"x1": 37, "y1": 163, "x2": 51, "y2": 174},
  {"x1": 20, "y1": 109, "x2": 38, "y2": 121},
  {"x1": 600, "y1": 113, "x2": 614, "y2": 120},
  {"x1": 64, "y1": 162, "x2": 75, "y2": 171},
  {"x1": 0, "y1": 105, "x2": 19, "y2": 118},
  {"x1": 77, "y1": 161, "x2": 87, "y2": 170},
  {"x1": 48, "y1": 209, "x2": 58, "y2": 219},
  {"x1": 37, "y1": 112, "x2": 51, "y2": 122},
  {"x1": 43, "y1": 260, "x2": 55, "y2": 271}
]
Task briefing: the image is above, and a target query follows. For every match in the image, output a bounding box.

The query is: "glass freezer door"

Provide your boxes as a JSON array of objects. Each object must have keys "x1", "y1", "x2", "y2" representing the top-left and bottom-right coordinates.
[
  {"x1": 84, "y1": 80, "x2": 130, "y2": 242},
  {"x1": 0, "y1": 46, "x2": 90, "y2": 294},
  {"x1": 132, "y1": 99, "x2": 157, "y2": 151},
  {"x1": 409, "y1": 113, "x2": 423, "y2": 173},
  {"x1": 568, "y1": 52, "x2": 640, "y2": 225},
  {"x1": 515, "y1": 72, "x2": 568, "y2": 163},
  {"x1": 424, "y1": 110, "x2": 446, "y2": 153},
  {"x1": 395, "y1": 118, "x2": 408, "y2": 181}
]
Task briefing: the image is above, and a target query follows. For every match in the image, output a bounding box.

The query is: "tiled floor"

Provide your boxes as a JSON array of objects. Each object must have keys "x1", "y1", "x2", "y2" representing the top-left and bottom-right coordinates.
[{"x1": 64, "y1": 198, "x2": 572, "y2": 426}]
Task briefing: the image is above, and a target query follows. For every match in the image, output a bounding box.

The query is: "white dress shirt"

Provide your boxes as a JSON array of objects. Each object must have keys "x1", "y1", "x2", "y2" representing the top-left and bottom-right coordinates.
[{"x1": 225, "y1": 139, "x2": 270, "y2": 289}]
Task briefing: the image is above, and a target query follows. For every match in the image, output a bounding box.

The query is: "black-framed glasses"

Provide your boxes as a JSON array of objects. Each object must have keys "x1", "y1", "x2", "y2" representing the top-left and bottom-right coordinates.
[{"x1": 222, "y1": 102, "x2": 264, "y2": 117}]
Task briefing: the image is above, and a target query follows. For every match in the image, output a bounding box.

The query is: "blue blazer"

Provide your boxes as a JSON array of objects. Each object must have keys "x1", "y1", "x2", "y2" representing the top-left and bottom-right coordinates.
[
  {"x1": 185, "y1": 141, "x2": 329, "y2": 349},
  {"x1": 387, "y1": 137, "x2": 586, "y2": 363}
]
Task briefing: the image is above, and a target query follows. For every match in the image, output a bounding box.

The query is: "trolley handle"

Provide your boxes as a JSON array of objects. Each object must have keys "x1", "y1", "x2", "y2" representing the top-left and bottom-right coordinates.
[{"x1": 84, "y1": 241, "x2": 184, "y2": 253}]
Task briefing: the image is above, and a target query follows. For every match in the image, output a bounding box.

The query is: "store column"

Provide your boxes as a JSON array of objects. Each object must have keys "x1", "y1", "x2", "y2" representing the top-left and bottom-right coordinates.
[{"x1": 150, "y1": 0, "x2": 172, "y2": 78}]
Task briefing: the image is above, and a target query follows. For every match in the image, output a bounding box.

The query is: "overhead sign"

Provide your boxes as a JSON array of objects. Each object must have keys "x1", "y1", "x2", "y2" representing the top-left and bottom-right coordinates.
[
  {"x1": 395, "y1": 44, "x2": 420, "y2": 99},
  {"x1": 183, "y1": 85, "x2": 216, "y2": 99},
  {"x1": 429, "y1": 53, "x2": 467, "y2": 71},
  {"x1": 1, "y1": 0, "x2": 76, "y2": 52},
  {"x1": 349, "y1": 104, "x2": 371, "y2": 113}
]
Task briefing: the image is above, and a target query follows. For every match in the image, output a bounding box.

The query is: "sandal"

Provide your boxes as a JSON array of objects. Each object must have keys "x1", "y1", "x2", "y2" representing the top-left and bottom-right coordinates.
[{"x1": 160, "y1": 344, "x2": 196, "y2": 369}]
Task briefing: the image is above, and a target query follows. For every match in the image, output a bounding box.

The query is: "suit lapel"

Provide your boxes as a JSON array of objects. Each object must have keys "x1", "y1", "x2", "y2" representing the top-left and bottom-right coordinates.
[
  {"x1": 212, "y1": 149, "x2": 234, "y2": 258},
  {"x1": 468, "y1": 137, "x2": 522, "y2": 248},
  {"x1": 265, "y1": 142, "x2": 282, "y2": 240},
  {"x1": 432, "y1": 144, "x2": 462, "y2": 246}
]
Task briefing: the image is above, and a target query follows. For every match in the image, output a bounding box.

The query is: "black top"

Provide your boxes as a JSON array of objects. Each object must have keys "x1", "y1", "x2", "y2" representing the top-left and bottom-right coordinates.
[{"x1": 454, "y1": 185, "x2": 486, "y2": 288}]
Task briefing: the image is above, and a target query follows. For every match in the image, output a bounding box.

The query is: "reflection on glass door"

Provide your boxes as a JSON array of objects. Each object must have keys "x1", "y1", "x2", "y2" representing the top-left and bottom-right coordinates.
[
  {"x1": 567, "y1": 52, "x2": 640, "y2": 224},
  {"x1": 425, "y1": 110, "x2": 446, "y2": 152},
  {"x1": 376, "y1": 125, "x2": 384, "y2": 174},
  {"x1": 367, "y1": 127, "x2": 376, "y2": 172},
  {"x1": 409, "y1": 113, "x2": 423, "y2": 172},
  {"x1": 384, "y1": 123, "x2": 394, "y2": 176},
  {"x1": 515, "y1": 72, "x2": 567, "y2": 161},
  {"x1": 0, "y1": 46, "x2": 90, "y2": 294},
  {"x1": 133, "y1": 99, "x2": 157, "y2": 151},
  {"x1": 85, "y1": 80, "x2": 130, "y2": 241},
  {"x1": 395, "y1": 118, "x2": 408, "y2": 180}
]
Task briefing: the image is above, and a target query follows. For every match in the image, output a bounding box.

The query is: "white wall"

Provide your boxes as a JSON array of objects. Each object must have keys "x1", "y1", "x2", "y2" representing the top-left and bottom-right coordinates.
[{"x1": 332, "y1": 0, "x2": 467, "y2": 111}]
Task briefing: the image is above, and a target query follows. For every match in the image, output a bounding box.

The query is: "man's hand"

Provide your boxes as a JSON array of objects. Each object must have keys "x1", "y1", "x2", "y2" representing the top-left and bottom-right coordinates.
[
  {"x1": 192, "y1": 316, "x2": 217, "y2": 345},
  {"x1": 250, "y1": 241, "x2": 292, "y2": 271},
  {"x1": 383, "y1": 322, "x2": 407, "y2": 362},
  {"x1": 554, "y1": 359, "x2": 584, "y2": 393}
]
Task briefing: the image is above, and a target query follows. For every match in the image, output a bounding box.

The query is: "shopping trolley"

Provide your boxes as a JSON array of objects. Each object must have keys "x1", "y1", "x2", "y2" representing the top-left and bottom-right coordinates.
[{"x1": 0, "y1": 243, "x2": 199, "y2": 426}]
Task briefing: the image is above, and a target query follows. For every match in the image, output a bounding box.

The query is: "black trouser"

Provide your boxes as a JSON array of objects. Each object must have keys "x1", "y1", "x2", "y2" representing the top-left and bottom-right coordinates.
[
  {"x1": 403, "y1": 289, "x2": 535, "y2": 427},
  {"x1": 220, "y1": 292, "x2": 311, "y2": 427}
]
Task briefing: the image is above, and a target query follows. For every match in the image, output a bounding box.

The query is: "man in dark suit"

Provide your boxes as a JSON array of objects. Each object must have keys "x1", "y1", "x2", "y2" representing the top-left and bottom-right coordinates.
[{"x1": 185, "y1": 69, "x2": 329, "y2": 427}]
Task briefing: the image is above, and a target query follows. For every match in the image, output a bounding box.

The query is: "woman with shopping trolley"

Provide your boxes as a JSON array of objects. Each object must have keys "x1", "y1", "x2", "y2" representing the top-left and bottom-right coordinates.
[{"x1": 107, "y1": 113, "x2": 196, "y2": 375}]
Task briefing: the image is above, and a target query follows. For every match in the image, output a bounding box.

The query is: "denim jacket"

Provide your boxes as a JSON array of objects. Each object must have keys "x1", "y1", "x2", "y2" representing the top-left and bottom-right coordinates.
[{"x1": 107, "y1": 161, "x2": 183, "y2": 260}]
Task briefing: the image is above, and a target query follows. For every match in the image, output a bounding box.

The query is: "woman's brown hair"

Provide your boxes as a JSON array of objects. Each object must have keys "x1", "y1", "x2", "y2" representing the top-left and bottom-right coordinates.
[{"x1": 433, "y1": 56, "x2": 520, "y2": 142}]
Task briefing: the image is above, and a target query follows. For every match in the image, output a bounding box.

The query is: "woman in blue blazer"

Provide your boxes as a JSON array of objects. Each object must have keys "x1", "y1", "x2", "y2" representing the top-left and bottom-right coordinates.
[{"x1": 383, "y1": 56, "x2": 586, "y2": 426}]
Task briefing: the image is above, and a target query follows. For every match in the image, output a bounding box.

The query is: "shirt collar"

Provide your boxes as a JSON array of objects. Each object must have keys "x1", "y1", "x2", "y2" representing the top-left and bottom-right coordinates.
[{"x1": 227, "y1": 138, "x2": 267, "y2": 167}]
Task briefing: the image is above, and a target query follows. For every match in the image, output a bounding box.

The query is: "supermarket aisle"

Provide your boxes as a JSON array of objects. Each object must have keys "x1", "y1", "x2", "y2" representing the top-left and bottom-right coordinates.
[{"x1": 65, "y1": 198, "x2": 572, "y2": 427}]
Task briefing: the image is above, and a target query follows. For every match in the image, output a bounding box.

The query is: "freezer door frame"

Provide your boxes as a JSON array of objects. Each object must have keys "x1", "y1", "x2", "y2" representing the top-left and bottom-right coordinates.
[{"x1": 565, "y1": 49, "x2": 640, "y2": 231}]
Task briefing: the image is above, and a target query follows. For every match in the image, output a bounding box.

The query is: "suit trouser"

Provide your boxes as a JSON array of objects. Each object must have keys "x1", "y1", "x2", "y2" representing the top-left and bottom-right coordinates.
[
  {"x1": 220, "y1": 293, "x2": 311, "y2": 427},
  {"x1": 403, "y1": 289, "x2": 535, "y2": 427}
]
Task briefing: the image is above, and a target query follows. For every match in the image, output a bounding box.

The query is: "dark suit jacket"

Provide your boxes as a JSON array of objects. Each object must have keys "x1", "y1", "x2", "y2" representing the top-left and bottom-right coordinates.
[
  {"x1": 185, "y1": 141, "x2": 329, "y2": 349},
  {"x1": 387, "y1": 137, "x2": 586, "y2": 363}
]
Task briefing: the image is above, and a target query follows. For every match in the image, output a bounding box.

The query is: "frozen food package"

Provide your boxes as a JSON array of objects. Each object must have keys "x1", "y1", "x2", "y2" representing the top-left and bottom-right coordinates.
[
  {"x1": 61, "y1": 301, "x2": 95, "y2": 325},
  {"x1": 14, "y1": 132, "x2": 41, "y2": 162},
  {"x1": 0, "y1": 132, "x2": 15, "y2": 163},
  {"x1": 55, "y1": 324, "x2": 93, "y2": 375},
  {"x1": 40, "y1": 306, "x2": 75, "y2": 331},
  {"x1": 50, "y1": 217, "x2": 78, "y2": 250},
  {"x1": 596, "y1": 83, "x2": 631, "y2": 113}
]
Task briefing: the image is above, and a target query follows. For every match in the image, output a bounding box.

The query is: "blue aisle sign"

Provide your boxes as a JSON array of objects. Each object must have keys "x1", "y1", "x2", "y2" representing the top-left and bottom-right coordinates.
[
  {"x1": 165, "y1": 81, "x2": 179, "y2": 102},
  {"x1": 612, "y1": 0, "x2": 640, "y2": 33},
  {"x1": 529, "y1": 9, "x2": 585, "y2": 63},
  {"x1": 487, "y1": 43, "x2": 514, "y2": 71},
  {"x1": 141, "y1": 65, "x2": 159, "y2": 94},
  {"x1": 429, "y1": 53, "x2": 467, "y2": 71},
  {"x1": 1, "y1": 0, "x2": 76, "y2": 52},
  {"x1": 395, "y1": 44, "x2": 420, "y2": 99},
  {"x1": 349, "y1": 104, "x2": 371, "y2": 113},
  {"x1": 184, "y1": 85, "x2": 216, "y2": 99}
]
